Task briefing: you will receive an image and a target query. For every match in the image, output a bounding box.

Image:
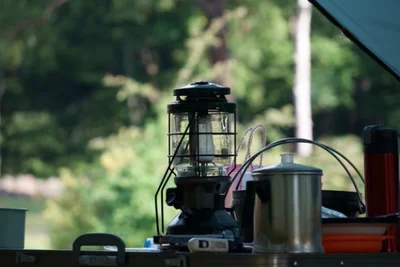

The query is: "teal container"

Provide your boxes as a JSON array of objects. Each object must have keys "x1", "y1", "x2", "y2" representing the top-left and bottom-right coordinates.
[{"x1": 0, "y1": 208, "x2": 27, "y2": 249}]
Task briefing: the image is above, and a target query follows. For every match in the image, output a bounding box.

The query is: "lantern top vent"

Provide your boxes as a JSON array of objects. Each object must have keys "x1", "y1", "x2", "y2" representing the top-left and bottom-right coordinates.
[
  {"x1": 168, "y1": 81, "x2": 236, "y2": 114},
  {"x1": 173, "y1": 81, "x2": 231, "y2": 97}
]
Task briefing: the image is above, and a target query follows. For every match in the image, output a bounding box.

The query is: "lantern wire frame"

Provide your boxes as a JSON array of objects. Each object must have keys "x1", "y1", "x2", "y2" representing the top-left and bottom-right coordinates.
[{"x1": 154, "y1": 112, "x2": 237, "y2": 235}]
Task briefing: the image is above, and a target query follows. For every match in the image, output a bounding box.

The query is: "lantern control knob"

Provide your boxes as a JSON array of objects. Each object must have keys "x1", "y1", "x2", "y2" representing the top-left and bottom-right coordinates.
[{"x1": 166, "y1": 188, "x2": 183, "y2": 210}]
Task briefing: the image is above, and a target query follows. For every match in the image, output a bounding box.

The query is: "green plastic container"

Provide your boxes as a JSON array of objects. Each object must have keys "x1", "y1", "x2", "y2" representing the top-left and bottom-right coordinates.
[{"x1": 0, "y1": 208, "x2": 27, "y2": 249}]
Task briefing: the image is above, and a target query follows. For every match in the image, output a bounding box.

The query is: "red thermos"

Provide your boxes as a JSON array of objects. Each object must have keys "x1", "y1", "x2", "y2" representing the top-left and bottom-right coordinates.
[{"x1": 362, "y1": 125, "x2": 399, "y2": 252}]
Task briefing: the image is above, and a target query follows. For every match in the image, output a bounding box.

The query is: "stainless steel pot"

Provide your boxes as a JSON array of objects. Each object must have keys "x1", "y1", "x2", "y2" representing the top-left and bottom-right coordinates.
[{"x1": 251, "y1": 153, "x2": 324, "y2": 253}]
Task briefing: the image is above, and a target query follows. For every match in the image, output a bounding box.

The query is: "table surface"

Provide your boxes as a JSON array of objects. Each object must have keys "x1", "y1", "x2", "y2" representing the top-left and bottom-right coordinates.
[{"x1": 2, "y1": 249, "x2": 400, "y2": 267}]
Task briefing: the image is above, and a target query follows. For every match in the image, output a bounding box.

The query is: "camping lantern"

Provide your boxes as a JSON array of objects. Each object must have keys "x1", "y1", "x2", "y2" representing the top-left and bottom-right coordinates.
[
  {"x1": 154, "y1": 81, "x2": 242, "y2": 249},
  {"x1": 168, "y1": 81, "x2": 237, "y2": 179}
]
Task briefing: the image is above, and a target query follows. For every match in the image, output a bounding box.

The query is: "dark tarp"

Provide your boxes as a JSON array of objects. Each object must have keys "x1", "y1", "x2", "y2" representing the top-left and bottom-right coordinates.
[{"x1": 310, "y1": 0, "x2": 400, "y2": 82}]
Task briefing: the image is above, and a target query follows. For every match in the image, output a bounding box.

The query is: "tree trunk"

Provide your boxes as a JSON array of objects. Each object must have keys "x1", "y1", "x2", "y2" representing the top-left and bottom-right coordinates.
[
  {"x1": 293, "y1": 0, "x2": 313, "y2": 156},
  {"x1": 0, "y1": 74, "x2": 5, "y2": 176},
  {"x1": 194, "y1": 0, "x2": 234, "y2": 100}
]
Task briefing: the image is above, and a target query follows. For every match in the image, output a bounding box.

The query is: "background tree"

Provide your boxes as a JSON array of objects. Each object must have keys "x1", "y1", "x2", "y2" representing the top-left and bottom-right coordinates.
[{"x1": 293, "y1": 0, "x2": 313, "y2": 156}]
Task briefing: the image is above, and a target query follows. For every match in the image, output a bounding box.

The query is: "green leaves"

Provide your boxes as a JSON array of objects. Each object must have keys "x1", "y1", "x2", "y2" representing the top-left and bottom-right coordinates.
[
  {"x1": 2, "y1": 111, "x2": 66, "y2": 177},
  {"x1": 227, "y1": 1, "x2": 294, "y2": 118},
  {"x1": 311, "y1": 35, "x2": 359, "y2": 110},
  {"x1": 46, "y1": 98, "x2": 176, "y2": 247}
]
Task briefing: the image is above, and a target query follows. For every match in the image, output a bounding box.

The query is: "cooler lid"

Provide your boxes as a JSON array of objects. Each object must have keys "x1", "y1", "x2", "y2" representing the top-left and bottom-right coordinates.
[{"x1": 310, "y1": 0, "x2": 400, "y2": 82}]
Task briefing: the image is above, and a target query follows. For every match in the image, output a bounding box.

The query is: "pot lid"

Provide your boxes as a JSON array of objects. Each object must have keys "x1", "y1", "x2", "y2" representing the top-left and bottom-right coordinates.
[
  {"x1": 252, "y1": 153, "x2": 323, "y2": 175},
  {"x1": 310, "y1": 0, "x2": 400, "y2": 82}
]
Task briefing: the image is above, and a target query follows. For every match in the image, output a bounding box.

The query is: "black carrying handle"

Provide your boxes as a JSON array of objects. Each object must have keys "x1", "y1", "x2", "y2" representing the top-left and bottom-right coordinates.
[
  {"x1": 229, "y1": 138, "x2": 366, "y2": 214},
  {"x1": 72, "y1": 233, "x2": 126, "y2": 265}
]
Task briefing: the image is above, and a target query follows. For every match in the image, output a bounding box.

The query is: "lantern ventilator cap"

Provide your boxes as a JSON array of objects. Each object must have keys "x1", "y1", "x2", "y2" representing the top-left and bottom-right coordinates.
[
  {"x1": 168, "y1": 81, "x2": 236, "y2": 113},
  {"x1": 173, "y1": 81, "x2": 231, "y2": 97}
]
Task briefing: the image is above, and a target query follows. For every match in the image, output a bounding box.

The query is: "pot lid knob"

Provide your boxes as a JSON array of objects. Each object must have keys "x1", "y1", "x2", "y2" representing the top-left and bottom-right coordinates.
[{"x1": 281, "y1": 153, "x2": 294, "y2": 164}]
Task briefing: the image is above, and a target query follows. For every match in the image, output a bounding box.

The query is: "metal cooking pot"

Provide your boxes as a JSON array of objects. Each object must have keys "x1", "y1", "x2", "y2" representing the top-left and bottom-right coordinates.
[
  {"x1": 251, "y1": 153, "x2": 324, "y2": 253},
  {"x1": 322, "y1": 190, "x2": 362, "y2": 218}
]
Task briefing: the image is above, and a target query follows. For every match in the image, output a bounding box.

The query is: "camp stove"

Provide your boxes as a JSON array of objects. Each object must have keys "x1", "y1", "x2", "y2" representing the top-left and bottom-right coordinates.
[{"x1": 153, "y1": 81, "x2": 243, "y2": 251}]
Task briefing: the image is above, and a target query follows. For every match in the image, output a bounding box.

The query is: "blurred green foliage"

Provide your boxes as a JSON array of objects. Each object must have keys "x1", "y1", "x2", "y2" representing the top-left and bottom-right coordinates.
[
  {"x1": 0, "y1": 0, "x2": 398, "y2": 248},
  {"x1": 45, "y1": 91, "x2": 177, "y2": 247}
]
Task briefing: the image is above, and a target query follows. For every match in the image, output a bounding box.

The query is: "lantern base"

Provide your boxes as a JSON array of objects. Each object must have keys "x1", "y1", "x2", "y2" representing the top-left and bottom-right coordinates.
[
  {"x1": 167, "y1": 209, "x2": 240, "y2": 235},
  {"x1": 154, "y1": 209, "x2": 243, "y2": 251}
]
